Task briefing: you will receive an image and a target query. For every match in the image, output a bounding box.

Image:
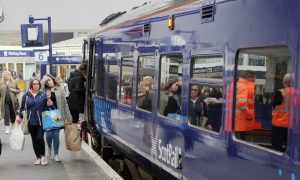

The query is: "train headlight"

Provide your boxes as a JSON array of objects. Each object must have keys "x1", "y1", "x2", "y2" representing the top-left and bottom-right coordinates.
[{"x1": 168, "y1": 15, "x2": 175, "y2": 30}]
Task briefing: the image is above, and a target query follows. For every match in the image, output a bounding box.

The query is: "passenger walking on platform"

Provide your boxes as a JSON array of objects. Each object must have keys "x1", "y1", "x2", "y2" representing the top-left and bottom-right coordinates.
[
  {"x1": 272, "y1": 73, "x2": 291, "y2": 152},
  {"x1": 67, "y1": 60, "x2": 87, "y2": 123},
  {"x1": 17, "y1": 78, "x2": 50, "y2": 165},
  {"x1": 42, "y1": 74, "x2": 72, "y2": 162},
  {"x1": 0, "y1": 70, "x2": 21, "y2": 134}
]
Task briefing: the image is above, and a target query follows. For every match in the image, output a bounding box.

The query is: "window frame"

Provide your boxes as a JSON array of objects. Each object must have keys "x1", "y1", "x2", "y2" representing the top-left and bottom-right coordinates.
[
  {"x1": 188, "y1": 54, "x2": 225, "y2": 135},
  {"x1": 232, "y1": 45, "x2": 293, "y2": 155},
  {"x1": 157, "y1": 52, "x2": 184, "y2": 122},
  {"x1": 136, "y1": 55, "x2": 156, "y2": 112},
  {"x1": 119, "y1": 56, "x2": 134, "y2": 106}
]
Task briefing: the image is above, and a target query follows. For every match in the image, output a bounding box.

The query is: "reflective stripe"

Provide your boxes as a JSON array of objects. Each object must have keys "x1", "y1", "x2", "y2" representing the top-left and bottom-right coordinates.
[
  {"x1": 236, "y1": 109, "x2": 242, "y2": 113},
  {"x1": 237, "y1": 97, "x2": 248, "y2": 101},
  {"x1": 239, "y1": 106, "x2": 247, "y2": 110},
  {"x1": 275, "y1": 88, "x2": 290, "y2": 113}
]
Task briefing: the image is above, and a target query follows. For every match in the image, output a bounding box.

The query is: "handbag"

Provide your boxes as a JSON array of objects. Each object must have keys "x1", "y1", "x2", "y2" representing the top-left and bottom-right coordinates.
[
  {"x1": 42, "y1": 108, "x2": 64, "y2": 131},
  {"x1": 10, "y1": 124, "x2": 25, "y2": 151},
  {"x1": 64, "y1": 121, "x2": 81, "y2": 151},
  {"x1": 22, "y1": 96, "x2": 30, "y2": 135}
]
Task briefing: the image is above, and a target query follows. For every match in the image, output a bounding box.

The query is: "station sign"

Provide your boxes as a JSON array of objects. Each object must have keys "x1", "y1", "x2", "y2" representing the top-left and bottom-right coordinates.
[
  {"x1": 48, "y1": 56, "x2": 82, "y2": 64},
  {"x1": 0, "y1": 50, "x2": 33, "y2": 57},
  {"x1": 34, "y1": 50, "x2": 48, "y2": 64},
  {"x1": 20, "y1": 23, "x2": 44, "y2": 47}
]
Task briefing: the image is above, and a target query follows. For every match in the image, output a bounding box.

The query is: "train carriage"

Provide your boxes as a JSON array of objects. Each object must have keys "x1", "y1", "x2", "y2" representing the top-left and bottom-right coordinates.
[{"x1": 84, "y1": 0, "x2": 300, "y2": 179}]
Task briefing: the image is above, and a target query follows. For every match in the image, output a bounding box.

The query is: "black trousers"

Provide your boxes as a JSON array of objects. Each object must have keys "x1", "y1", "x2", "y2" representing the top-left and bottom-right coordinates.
[
  {"x1": 4, "y1": 101, "x2": 16, "y2": 126},
  {"x1": 28, "y1": 125, "x2": 45, "y2": 158},
  {"x1": 70, "y1": 111, "x2": 79, "y2": 123},
  {"x1": 272, "y1": 126, "x2": 288, "y2": 152}
]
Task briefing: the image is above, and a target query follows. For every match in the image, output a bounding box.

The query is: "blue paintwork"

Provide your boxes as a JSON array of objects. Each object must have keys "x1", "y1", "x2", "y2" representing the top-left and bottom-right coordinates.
[{"x1": 88, "y1": 0, "x2": 300, "y2": 179}]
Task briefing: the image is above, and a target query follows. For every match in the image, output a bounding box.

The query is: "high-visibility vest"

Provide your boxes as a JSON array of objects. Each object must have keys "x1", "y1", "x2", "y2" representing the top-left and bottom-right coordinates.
[
  {"x1": 235, "y1": 78, "x2": 254, "y2": 131},
  {"x1": 272, "y1": 87, "x2": 291, "y2": 128},
  {"x1": 248, "y1": 81, "x2": 262, "y2": 130}
]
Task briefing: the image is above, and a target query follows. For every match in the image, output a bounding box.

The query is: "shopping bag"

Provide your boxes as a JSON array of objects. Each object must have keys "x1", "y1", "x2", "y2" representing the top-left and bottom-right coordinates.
[
  {"x1": 10, "y1": 124, "x2": 25, "y2": 151},
  {"x1": 22, "y1": 110, "x2": 29, "y2": 135},
  {"x1": 167, "y1": 113, "x2": 183, "y2": 121},
  {"x1": 64, "y1": 122, "x2": 81, "y2": 151},
  {"x1": 42, "y1": 108, "x2": 64, "y2": 131}
]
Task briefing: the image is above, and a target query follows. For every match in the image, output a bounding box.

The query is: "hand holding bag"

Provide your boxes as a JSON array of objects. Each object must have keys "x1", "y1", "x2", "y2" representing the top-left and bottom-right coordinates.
[
  {"x1": 10, "y1": 124, "x2": 25, "y2": 151},
  {"x1": 22, "y1": 96, "x2": 30, "y2": 135},
  {"x1": 42, "y1": 108, "x2": 64, "y2": 131},
  {"x1": 64, "y1": 120, "x2": 81, "y2": 151}
]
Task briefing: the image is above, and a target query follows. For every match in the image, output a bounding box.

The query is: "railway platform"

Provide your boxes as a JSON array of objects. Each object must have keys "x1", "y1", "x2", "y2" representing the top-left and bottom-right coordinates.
[{"x1": 0, "y1": 121, "x2": 122, "y2": 180}]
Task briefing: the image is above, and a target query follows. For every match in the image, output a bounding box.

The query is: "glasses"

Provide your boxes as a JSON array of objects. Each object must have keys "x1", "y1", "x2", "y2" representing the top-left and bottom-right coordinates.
[{"x1": 33, "y1": 83, "x2": 40, "y2": 85}]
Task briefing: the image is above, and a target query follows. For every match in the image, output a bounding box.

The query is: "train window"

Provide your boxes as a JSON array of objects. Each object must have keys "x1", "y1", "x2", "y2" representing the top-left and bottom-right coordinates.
[
  {"x1": 189, "y1": 55, "x2": 224, "y2": 132},
  {"x1": 191, "y1": 56, "x2": 223, "y2": 79},
  {"x1": 188, "y1": 84, "x2": 223, "y2": 132},
  {"x1": 106, "y1": 61, "x2": 118, "y2": 101},
  {"x1": 136, "y1": 56, "x2": 155, "y2": 112},
  {"x1": 120, "y1": 57, "x2": 134, "y2": 105},
  {"x1": 234, "y1": 46, "x2": 291, "y2": 152},
  {"x1": 158, "y1": 54, "x2": 183, "y2": 120}
]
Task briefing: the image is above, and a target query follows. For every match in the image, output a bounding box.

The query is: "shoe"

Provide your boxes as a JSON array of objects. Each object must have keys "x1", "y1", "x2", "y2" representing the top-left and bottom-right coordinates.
[
  {"x1": 34, "y1": 158, "x2": 41, "y2": 165},
  {"x1": 41, "y1": 156, "x2": 48, "y2": 166},
  {"x1": 46, "y1": 148, "x2": 51, "y2": 158},
  {"x1": 54, "y1": 154, "x2": 61, "y2": 162},
  {"x1": 9, "y1": 123, "x2": 14, "y2": 133},
  {"x1": 4, "y1": 126, "x2": 9, "y2": 134}
]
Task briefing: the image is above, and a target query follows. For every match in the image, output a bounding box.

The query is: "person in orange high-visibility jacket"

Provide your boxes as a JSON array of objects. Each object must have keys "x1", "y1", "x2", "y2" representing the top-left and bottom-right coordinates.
[
  {"x1": 272, "y1": 73, "x2": 291, "y2": 152},
  {"x1": 235, "y1": 70, "x2": 257, "y2": 140}
]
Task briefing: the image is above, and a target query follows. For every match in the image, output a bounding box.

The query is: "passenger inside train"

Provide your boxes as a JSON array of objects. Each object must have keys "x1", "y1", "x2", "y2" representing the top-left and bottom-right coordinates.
[{"x1": 234, "y1": 46, "x2": 291, "y2": 152}]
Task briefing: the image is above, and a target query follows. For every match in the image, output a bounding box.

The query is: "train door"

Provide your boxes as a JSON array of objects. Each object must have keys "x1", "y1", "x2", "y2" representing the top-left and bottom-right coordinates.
[{"x1": 85, "y1": 38, "x2": 96, "y2": 138}]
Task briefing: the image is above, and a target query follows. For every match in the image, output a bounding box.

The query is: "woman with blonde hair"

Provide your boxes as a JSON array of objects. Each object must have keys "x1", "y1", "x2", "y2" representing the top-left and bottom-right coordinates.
[
  {"x1": 41, "y1": 74, "x2": 72, "y2": 162},
  {"x1": 0, "y1": 70, "x2": 21, "y2": 133}
]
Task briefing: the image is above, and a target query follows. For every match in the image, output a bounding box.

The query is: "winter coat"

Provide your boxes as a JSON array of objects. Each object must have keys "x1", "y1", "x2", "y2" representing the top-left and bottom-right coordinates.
[
  {"x1": 0, "y1": 81, "x2": 21, "y2": 118},
  {"x1": 189, "y1": 98, "x2": 208, "y2": 126},
  {"x1": 19, "y1": 91, "x2": 48, "y2": 126},
  {"x1": 67, "y1": 70, "x2": 86, "y2": 113}
]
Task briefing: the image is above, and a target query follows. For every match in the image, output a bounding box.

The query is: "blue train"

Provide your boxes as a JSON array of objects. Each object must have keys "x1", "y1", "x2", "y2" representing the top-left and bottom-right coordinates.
[{"x1": 83, "y1": 0, "x2": 300, "y2": 179}]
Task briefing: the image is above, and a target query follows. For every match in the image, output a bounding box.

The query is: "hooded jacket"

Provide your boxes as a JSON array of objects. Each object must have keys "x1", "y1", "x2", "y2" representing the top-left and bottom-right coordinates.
[{"x1": 67, "y1": 69, "x2": 86, "y2": 113}]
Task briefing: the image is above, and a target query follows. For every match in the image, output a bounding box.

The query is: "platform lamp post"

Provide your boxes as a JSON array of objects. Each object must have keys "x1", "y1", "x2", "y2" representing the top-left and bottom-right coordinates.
[{"x1": 29, "y1": 15, "x2": 53, "y2": 76}]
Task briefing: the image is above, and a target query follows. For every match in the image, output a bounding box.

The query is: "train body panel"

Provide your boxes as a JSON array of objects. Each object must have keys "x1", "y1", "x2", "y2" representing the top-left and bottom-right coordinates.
[{"x1": 86, "y1": 0, "x2": 300, "y2": 179}]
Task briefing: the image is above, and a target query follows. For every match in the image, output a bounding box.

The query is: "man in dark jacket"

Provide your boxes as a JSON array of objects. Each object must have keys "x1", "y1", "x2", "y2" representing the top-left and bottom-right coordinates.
[{"x1": 67, "y1": 60, "x2": 87, "y2": 123}]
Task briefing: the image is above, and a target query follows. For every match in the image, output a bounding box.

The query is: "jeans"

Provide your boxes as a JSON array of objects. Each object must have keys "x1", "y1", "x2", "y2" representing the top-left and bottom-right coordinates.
[{"x1": 45, "y1": 129, "x2": 60, "y2": 155}]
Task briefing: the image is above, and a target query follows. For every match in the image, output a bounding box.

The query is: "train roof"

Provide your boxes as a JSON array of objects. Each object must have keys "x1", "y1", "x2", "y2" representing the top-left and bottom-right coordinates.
[{"x1": 89, "y1": 0, "x2": 204, "y2": 38}]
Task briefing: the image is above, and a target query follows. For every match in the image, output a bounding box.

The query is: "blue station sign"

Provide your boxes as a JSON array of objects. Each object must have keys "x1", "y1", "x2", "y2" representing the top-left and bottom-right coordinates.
[
  {"x1": 48, "y1": 56, "x2": 82, "y2": 64},
  {"x1": 0, "y1": 50, "x2": 34, "y2": 57}
]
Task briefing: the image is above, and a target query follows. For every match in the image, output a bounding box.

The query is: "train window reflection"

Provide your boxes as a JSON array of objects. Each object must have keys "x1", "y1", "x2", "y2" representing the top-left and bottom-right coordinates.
[
  {"x1": 137, "y1": 56, "x2": 155, "y2": 112},
  {"x1": 106, "y1": 61, "x2": 118, "y2": 101},
  {"x1": 234, "y1": 46, "x2": 291, "y2": 153},
  {"x1": 188, "y1": 84, "x2": 223, "y2": 132},
  {"x1": 120, "y1": 57, "x2": 134, "y2": 105},
  {"x1": 158, "y1": 54, "x2": 183, "y2": 120},
  {"x1": 191, "y1": 56, "x2": 224, "y2": 79}
]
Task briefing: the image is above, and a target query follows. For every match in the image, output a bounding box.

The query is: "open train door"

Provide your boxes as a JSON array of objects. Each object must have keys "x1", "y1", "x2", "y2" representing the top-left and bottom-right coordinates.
[{"x1": 84, "y1": 38, "x2": 95, "y2": 144}]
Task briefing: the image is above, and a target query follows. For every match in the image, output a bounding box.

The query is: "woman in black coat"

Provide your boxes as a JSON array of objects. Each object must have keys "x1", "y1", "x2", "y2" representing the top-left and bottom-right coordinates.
[{"x1": 67, "y1": 60, "x2": 87, "y2": 123}]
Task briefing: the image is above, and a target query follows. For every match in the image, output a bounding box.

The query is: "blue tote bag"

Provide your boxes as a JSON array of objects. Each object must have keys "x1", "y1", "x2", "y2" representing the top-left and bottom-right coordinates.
[{"x1": 42, "y1": 108, "x2": 64, "y2": 131}]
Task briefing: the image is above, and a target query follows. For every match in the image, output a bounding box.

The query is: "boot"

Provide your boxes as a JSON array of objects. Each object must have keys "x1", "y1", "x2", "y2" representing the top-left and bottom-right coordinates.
[{"x1": 4, "y1": 126, "x2": 9, "y2": 134}]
